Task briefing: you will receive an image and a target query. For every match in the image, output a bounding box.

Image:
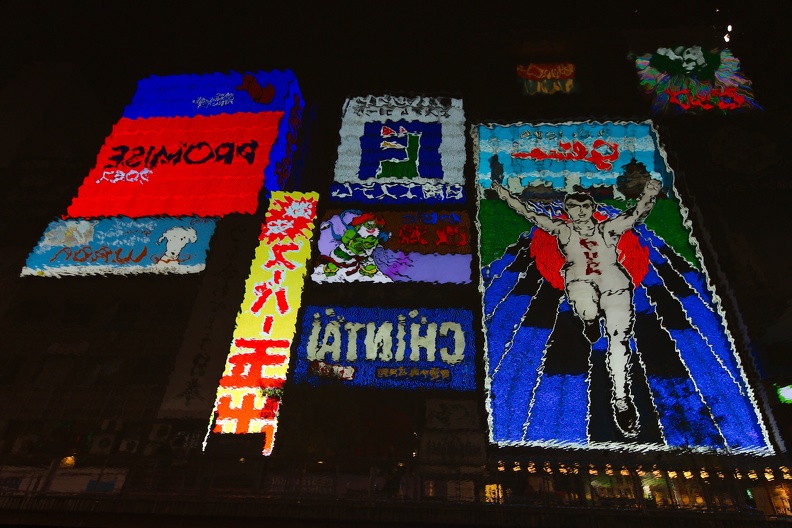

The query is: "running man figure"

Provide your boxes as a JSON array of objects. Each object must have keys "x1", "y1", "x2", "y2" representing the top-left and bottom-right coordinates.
[{"x1": 492, "y1": 179, "x2": 662, "y2": 437}]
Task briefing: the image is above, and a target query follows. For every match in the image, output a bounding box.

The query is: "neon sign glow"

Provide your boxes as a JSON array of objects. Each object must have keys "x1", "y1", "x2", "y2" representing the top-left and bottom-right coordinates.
[
  {"x1": 633, "y1": 47, "x2": 760, "y2": 114},
  {"x1": 331, "y1": 95, "x2": 466, "y2": 204},
  {"x1": 208, "y1": 191, "x2": 318, "y2": 455},
  {"x1": 474, "y1": 120, "x2": 774, "y2": 455},
  {"x1": 294, "y1": 306, "x2": 476, "y2": 391},
  {"x1": 516, "y1": 63, "x2": 579, "y2": 95},
  {"x1": 311, "y1": 209, "x2": 472, "y2": 284}
]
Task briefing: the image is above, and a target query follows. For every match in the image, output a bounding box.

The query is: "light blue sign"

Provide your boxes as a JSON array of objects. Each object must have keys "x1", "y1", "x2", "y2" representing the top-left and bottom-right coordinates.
[{"x1": 22, "y1": 216, "x2": 216, "y2": 277}]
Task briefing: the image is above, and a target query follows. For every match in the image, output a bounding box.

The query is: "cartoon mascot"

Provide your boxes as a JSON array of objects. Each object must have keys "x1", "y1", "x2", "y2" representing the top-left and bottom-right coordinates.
[{"x1": 319, "y1": 211, "x2": 389, "y2": 279}]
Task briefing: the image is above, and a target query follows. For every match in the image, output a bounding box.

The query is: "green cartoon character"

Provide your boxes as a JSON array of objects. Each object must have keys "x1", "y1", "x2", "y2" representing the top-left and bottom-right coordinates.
[{"x1": 320, "y1": 211, "x2": 389, "y2": 279}]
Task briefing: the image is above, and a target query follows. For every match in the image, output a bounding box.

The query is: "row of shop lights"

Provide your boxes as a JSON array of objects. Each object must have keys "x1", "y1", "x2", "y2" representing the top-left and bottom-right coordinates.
[{"x1": 496, "y1": 461, "x2": 792, "y2": 482}]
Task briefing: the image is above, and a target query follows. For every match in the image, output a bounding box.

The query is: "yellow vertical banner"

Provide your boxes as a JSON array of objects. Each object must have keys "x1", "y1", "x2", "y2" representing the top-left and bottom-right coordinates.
[{"x1": 209, "y1": 191, "x2": 318, "y2": 455}]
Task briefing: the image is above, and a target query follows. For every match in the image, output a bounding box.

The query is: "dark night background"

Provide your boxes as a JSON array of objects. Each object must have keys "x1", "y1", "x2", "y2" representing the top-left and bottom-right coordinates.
[{"x1": 1, "y1": 1, "x2": 792, "y2": 526}]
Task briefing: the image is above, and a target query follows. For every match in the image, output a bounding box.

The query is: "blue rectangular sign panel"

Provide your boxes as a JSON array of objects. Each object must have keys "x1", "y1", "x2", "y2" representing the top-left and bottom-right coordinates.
[{"x1": 295, "y1": 306, "x2": 476, "y2": 391}]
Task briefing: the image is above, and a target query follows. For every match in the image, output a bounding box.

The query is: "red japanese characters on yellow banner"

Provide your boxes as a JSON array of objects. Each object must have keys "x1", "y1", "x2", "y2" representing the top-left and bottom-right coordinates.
[{"x1": 209, "y1": 191, "x2": 318, "y2": 455}]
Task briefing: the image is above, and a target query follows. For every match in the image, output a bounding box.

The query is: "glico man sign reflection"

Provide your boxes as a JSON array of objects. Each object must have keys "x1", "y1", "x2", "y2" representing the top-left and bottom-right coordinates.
[{"x1": 474, "y1": 120, "x2": 775, "y2": 455}]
